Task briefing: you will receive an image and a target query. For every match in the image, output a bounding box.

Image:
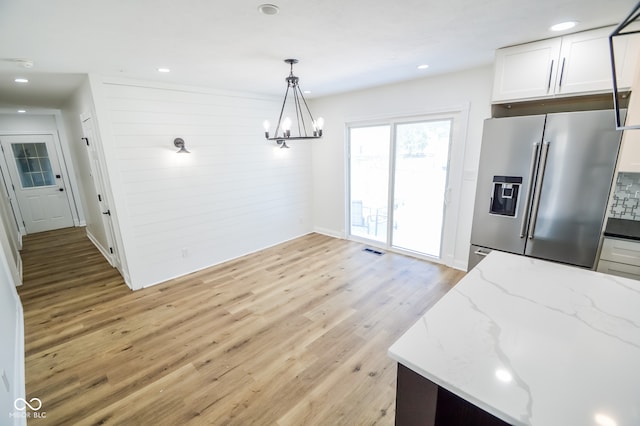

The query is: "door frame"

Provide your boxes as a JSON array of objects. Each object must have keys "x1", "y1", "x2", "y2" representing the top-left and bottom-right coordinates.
[
  {"x1": 0, "y1": 130, "x2": 81, "y2": 235},
  {"x1": 345, "y1": 104, "x2": 469, "y2": 269},
  {"x1": 80, "y1": 114, "x2": 120, "y2": 269}
]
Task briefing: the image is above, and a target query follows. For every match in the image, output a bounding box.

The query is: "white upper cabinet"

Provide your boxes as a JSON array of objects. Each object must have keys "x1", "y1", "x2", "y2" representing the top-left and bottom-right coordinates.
[
  {"x1": 555, "y1": 28, "x2": 611, "y2": 95},
  {"x1": 616, "y1": 54, "x2": 640, "y2": 173},
  {"x1": 492, "y1": 26, "x2": 640, "y2": 103},
  {"x1": 492, "y1": 38, "x2": 561, "y2": 102}
]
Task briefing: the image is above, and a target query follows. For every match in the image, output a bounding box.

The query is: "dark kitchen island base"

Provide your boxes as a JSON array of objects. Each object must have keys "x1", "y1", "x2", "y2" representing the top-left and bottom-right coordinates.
[{"x1": 395, "y1": 363, "x2": 511, "y2": 426}]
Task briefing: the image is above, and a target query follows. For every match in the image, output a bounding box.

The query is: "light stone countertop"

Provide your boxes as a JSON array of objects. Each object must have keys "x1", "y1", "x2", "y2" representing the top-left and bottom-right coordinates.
[{"x1": 388, "y1": 250, "x2": 640, "y2": 426}]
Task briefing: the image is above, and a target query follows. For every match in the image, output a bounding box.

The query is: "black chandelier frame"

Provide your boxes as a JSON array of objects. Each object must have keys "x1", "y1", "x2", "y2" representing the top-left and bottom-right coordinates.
[{"x1": 264, "y1": 59, "x2": 323, "y2": 144}]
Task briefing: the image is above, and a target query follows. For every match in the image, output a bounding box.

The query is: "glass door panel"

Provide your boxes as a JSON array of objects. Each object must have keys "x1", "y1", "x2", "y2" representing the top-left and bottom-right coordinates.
[
  {"x1": 392, "y1": 120, "x2": 452, "y2": 257},
  {"x1": 11, "y1": 142, "x2": 56, "y2": 188},
  {"x1": 349, "y1": 125, "x2": 390, "y2": 243}
]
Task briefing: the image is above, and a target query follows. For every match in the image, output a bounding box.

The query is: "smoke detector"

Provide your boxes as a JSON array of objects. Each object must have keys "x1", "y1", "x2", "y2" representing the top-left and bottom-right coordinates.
[{"x1": 258, "y1": 4, "x2": 279, "y2": 15}]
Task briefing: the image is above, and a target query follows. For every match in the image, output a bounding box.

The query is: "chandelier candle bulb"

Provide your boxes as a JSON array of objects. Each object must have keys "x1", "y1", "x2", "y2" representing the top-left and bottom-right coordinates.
[
  {"x1": 263, "y1": 120, "x2": 271, "y2": 138},
  {"x1": 282, "y1": 117, "x2": 292, "y2": 138},
  {"x1": 316, "y1": 117, "x2": 324, "y2": 136}
]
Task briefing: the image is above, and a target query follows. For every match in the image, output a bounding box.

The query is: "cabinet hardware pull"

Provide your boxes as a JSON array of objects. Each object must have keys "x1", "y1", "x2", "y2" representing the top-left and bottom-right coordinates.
[
  {"x1": 547, "y1": 60, "x2": 554, "y2": 93},
  {"x1": 558, "y1": 57, "x2": 566, "y2": 88}
]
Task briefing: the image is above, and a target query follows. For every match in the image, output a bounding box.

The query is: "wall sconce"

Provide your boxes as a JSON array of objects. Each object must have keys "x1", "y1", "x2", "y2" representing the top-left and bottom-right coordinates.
[{"x1": 173, "y1": 138, "x2": 190, "y2": 153}]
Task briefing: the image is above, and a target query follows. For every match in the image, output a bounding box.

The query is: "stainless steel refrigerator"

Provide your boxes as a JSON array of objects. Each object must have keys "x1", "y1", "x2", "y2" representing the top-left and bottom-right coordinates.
[{"x1": 469, "y1": 109, "x2": 624, "y2": 270}]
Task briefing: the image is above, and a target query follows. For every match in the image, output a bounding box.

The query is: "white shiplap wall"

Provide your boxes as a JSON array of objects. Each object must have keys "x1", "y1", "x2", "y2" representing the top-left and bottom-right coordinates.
[{"x1": 92, "y1": 78, "x2": 313, "y2": 289}]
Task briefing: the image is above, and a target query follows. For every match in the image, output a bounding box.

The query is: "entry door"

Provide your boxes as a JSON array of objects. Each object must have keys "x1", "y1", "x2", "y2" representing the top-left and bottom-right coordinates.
[{"x1": 0, "y1": 134, "x2": 74, "y2": 233}]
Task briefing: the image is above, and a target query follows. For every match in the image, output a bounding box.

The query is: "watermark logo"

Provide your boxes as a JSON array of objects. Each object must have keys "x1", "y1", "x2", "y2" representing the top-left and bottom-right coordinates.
[
  {"x1": 14, "y1": 398, "x2": 42, "y2": 411},
  {"x1": 9, "y1": 397, "x2": 46, "y2": 419}
]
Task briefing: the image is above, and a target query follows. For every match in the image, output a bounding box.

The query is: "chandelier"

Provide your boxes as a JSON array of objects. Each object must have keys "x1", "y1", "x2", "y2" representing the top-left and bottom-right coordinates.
[{"x1": 263, "y1": 59, "x2": 324, "y2": 148}]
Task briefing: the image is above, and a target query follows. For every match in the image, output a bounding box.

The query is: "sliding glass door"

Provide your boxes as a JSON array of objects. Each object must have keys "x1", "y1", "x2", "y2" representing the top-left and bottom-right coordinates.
[
  {"x1": 348, "y1": 117, "x2": 452, "y2": 259},
  {"x1": 392, "y1": 120, "x2": 451, "y2": 256},
  {"x1": 349, "y1": 126, "x2": 390, "y2": 243}
]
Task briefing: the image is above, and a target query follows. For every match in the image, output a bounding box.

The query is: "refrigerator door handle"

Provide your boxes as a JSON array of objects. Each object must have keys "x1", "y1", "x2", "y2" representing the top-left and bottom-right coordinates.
[
  {"x1": 520, "y1": 142, "x2": 541, "y2": 238},
  {"x1": 528, "y1": 141, "x2": 551, "y2": 240}
]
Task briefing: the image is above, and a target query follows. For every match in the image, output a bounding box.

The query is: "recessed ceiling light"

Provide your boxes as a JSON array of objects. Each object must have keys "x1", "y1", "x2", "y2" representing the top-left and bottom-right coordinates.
[
  {"x1": 14, "y1": 78, "x2": 29, "y2": 83},
  {"x1": 417, "y1": 64, "x2": 430, "y2": 70},
  {"x1": 258, "y1": 4, "x2": 279, "y2": 15},
  {"x1": 495, "y1": 368, "x2": 513, "y2": 383},
  {"x1": 594, "y1": 413, "x2": 617, "y2": 426},
  {"x1": 550, "y1": 21, "x2": 577, "y2": 32},
  {"x1": 157, "y1": 68, "x2": 171, "y2": 73},
  {"x1": 303, "y1": 90, "x2": 311, "y2": 94},
  {"x1": 17, "y1": 109, "x2": 26, "y2": 113}
]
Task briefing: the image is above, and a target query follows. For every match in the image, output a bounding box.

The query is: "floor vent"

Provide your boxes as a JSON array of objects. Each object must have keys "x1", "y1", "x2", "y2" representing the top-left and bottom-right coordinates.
[{"x1": 363, "y1": 247, "x2": 385, "y2": 256}]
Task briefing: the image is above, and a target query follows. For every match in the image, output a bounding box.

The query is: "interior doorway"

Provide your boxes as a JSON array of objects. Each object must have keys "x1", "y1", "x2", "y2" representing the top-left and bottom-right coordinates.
[
  {"x1": 81, "y1": 115, "x2": 119, "y2": 268},
  {"x1": 0, "y1": 134, "x2": 75, "y2": 233}
]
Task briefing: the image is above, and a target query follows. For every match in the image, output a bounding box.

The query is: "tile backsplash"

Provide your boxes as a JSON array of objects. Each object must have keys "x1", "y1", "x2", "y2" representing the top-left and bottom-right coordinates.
[{"x1": 611, "y1": 172, "x2": 640, "y2": 220}]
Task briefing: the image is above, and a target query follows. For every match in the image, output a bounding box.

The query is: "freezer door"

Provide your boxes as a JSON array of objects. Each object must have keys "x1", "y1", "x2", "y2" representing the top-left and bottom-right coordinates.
[
  {"x1": 525, "y1": 109, "x2": 622, "y2": 268},
  {"x1": 470, "y1": 115, "x2": 546, "y2": 254}
]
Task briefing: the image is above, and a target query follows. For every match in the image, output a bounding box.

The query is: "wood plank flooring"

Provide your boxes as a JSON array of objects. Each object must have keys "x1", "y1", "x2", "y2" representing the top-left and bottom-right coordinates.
[{"x1": 17, "y1": 227, "x2": 465, "y2": 425}]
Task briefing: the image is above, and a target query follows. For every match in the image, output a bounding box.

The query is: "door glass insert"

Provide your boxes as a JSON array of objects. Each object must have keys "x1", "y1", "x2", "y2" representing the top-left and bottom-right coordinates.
[
  {"x1": 349, "y1": 125, "x2": 390, "y2": 243},
  {"x1": 392, "y1": 120, "x2": 452, "y2": 257},
  {"x1": 11, "y1": 143, "x2": 56, "y2": 188}
]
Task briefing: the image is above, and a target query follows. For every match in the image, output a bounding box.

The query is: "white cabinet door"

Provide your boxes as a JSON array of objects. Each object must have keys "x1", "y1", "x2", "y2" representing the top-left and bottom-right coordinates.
[
  {"x1": 615, "y1": 53, "x2": 640, "y2": 173},
  {"x1": 492, "y1": 26, "x2": 640, "y2": 103},
  {"x1": 597, "y1": 237, "x2": 640, "y2": 281},
  {"x1": 617, "y1": 122, "x2": 640, "y2": 172},
  {"x1": 597, "y1": 259, "x2": 640, "y2": 280},
  {"x1": 600, "y1": 237, "x2": 640, "y2": 266},
  {"x1": 492, "y1": 38, "x2": 561, "y2": 102},
  {"x1": 555, "y1": 28, "x2": 612, "y2": 95}
]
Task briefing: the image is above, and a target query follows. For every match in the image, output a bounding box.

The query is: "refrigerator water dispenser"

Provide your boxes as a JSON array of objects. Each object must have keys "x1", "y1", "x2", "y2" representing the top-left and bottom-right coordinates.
[{"x1": 489, "y1": 176, "x2": 522, "y2": 217}]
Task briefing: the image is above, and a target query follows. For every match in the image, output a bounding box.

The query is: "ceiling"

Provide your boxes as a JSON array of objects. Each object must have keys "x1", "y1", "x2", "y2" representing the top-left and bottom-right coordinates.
[{"x1": 0, "y1": 0, "x2": 637, "y2": 109}]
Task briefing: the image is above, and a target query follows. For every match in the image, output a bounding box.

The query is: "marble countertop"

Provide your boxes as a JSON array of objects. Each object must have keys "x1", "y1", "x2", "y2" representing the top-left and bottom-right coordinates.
[{"x1": 388, "y1": 251, "x2": 640, "y2": 426}]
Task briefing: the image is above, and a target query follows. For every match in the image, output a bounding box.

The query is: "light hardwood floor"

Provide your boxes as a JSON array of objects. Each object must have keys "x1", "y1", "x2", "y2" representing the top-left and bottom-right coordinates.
[{"x1": 18, "y1": 227, "x2": 465, "y2": 425}]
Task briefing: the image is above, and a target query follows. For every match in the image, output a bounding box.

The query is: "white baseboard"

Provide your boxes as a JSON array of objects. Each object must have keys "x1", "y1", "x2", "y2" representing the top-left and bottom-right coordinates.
[
  {"x1": 85, "y1": 231, "x2": 133, "y2": 290},
  {"x1": 313, "y1": 226, "x2": 344, "y2": 239},
  {"x1": 120, "y1": 268, "x2": 133, "y2": 290},
  {"x1": 452, "y1": 259, "x2": 468, "y2": 272},
  {"x1": 13, "y1": 298, "x2": 26, "y2": 426},
  {"x1": 86, "y1": 230, "x2": 114, "y2": 267},
  {"x1": 14, "y1": 257, "x2": 23, "y2": 286}
]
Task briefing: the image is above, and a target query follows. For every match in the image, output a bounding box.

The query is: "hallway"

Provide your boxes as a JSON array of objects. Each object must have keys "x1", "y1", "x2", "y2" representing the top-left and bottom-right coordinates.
[{"x1": 17, "y1": 227, "x2": 463, "y2": 425}]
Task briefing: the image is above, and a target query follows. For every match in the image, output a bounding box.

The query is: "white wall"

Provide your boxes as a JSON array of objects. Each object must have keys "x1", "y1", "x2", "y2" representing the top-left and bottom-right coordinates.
[
  {"x1": 0, "y1": 172, "x2": 20, "y2": 283},
  {"x1": 61, "y1": 78, "x2": 111, "y2": 256},
  {"x1": 0, "y1": 113, "x2": 57, "y2": 131},
  {"x1": 0, "y1": 189, "x2": 25, "y2": 426},
  {"x1": 89, "y1": 76, "x2": 314, "y2": 289},
  {"x1": 310, "y1": 66, "x2": 493, "y2": 270}
]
